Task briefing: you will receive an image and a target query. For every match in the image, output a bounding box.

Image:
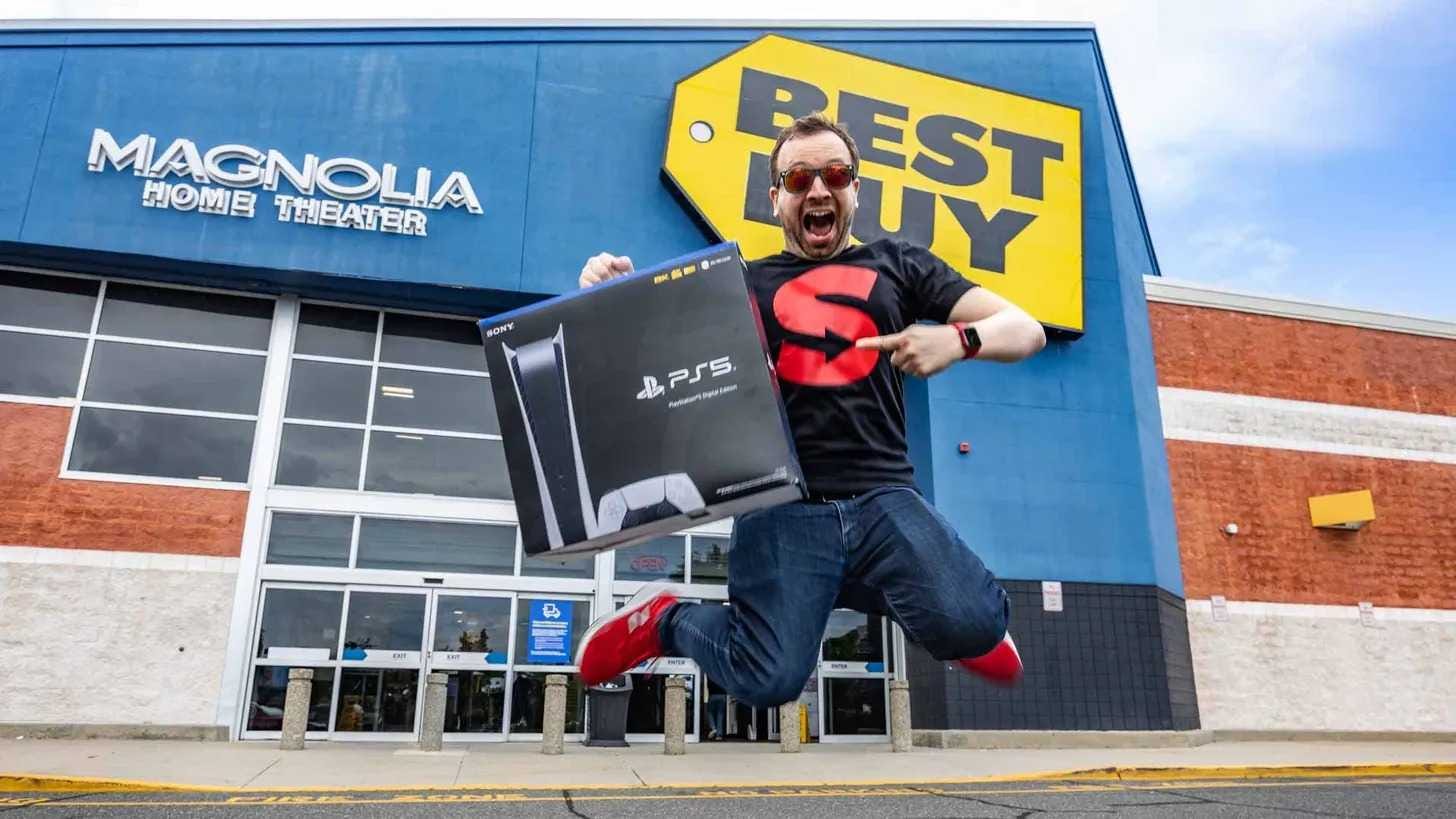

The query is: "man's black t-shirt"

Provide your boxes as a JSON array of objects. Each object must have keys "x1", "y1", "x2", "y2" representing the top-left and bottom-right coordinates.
[{"x1": 747, "y1": 238, "x2": 977, "y2": 497}]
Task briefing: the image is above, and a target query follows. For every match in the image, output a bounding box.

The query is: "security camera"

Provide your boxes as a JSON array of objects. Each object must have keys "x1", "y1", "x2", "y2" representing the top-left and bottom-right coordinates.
[{"x1": 1222, "y1": 523, "x2": 1239, "y2": 536}]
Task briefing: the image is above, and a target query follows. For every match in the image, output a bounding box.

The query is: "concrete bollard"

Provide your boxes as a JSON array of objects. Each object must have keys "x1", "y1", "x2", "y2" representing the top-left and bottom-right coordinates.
[
  {"x1": 280, "y1": 668, "x2": 313, "y2": 751},
  {"x1": 542, "y1": 674, "x2": 567, "y2": 755},
  {"x1": 663, "y1": 676, "x2": 687, "y2": 755},
  {"x1": 778, "y1": 699, "x2": 801, "y2": 753},
  {"x1": 890, "y1": 679, "x2": 912, "y2": 752},
  {"x1": 419, "y1": 672, "x2": 448, "y2": 752}
]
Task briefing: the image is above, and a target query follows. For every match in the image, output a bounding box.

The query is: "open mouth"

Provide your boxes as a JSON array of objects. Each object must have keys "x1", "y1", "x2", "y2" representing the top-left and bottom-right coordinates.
[{"x1": 802, "y1": 208, "x2": 836, "y2": 242}]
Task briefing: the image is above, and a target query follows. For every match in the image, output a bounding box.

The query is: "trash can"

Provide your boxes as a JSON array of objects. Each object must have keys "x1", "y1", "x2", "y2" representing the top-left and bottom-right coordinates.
[{"x1": 584, "y1": 674, "x2": 632, "y2": 747}]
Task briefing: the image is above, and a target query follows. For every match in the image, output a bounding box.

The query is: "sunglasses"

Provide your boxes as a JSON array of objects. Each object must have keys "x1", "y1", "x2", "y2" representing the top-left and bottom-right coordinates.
[{"x1": 776, "y1": 162, "x2": 857, "y2": 195}]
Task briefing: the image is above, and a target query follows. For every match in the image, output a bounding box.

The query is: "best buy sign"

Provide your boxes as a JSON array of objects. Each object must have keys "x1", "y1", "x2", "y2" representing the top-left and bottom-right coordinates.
[{"x1": 663, "y1": 35, "x2": 1085, "y2": 332}]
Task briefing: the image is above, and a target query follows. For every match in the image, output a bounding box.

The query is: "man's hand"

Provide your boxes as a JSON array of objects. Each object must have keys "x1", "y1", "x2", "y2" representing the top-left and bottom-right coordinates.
[
  {"x1": 855, "y1": 325, "x2": 965, "y2": 378},
  {"x1": 579, "y1": 252, "x2": 634, "y2": 289}
]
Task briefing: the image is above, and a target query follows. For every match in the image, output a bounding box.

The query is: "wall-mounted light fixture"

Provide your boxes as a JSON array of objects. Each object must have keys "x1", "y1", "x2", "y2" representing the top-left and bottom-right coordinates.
[{"x1": 1309, "y1": 489, "x2": 1376, "y2": 530}]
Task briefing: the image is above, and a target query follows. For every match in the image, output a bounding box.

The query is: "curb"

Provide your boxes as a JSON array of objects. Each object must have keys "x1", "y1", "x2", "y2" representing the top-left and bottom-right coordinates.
[{"x1": 4, "y1": 763, "x2": 1455, "y2": 794}]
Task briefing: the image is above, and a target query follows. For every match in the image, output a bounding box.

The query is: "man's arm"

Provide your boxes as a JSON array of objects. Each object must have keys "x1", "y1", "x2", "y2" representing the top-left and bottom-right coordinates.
[{"x1": 856, "y1": 287, "x2": 1046, "y2": 377}]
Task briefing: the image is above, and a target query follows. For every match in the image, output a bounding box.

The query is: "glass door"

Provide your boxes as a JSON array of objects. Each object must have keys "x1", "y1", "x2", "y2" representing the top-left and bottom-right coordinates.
[
  {"x1": 817, "y1": 610, "x2": 891, "y2": 742},
  {"x1": 333, "y1": 586, "x2": 429, "y2": 740},
  {"x1": 426, "y1": 590, "x2": 515, "y2": 741}
]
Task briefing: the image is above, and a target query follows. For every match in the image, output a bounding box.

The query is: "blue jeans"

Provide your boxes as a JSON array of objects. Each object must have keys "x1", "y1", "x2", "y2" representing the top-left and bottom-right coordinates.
[{"x1": 661, "y1": 486, "x2": 1009, "y2": 708}]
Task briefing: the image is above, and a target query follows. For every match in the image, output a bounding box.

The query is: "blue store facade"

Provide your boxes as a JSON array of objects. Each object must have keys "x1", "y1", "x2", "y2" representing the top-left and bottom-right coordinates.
[{"x1": 0, "y1": 23, "x2": 1193, "y2": 740}]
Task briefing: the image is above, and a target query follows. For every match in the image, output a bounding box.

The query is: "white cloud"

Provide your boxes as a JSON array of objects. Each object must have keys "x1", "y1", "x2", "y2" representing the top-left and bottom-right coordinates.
[{"x1": 1183, "y1": 222, "x2": 1297, "y2": 295}]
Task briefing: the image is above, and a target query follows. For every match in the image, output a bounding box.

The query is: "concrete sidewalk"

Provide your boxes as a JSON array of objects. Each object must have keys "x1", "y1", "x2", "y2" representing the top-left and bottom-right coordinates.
[{"x1": 1, "y1": 738, "x2": 1454, "y2": 791}]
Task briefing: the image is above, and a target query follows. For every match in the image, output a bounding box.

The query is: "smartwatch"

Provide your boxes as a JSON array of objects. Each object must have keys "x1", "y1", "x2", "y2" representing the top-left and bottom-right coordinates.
[{"x1": 954, "y1": 322, "x2": 982, "y2": 359}]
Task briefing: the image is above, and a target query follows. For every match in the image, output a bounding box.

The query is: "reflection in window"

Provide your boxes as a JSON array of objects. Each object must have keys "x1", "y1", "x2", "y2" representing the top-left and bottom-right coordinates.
[
  {"x1": 247, "y1": 666, "x2": 335, "y2": 732},
  {"x1": 99, "y1": 282, "x2": 272, "y2": 349},
  {"x1": 256, "y1": 588, "x2": 344, "y2": 660},
  {"x1": 335, "y1": 668, "x2": 418, "y2": 733},
  {"x1": 342, "y1": 592, "x2": 426, "y2": 655},
  {"x1": 275, "y1": 424, "x2": 363, "y2": 489},
  {"x1": 0, "y1": 270, "x2": 98, "y2": 332},
  {"x1": 822, "y1": 610, "x2": 885, "y2": 663},
  {"x1": 364, "y1": 432, "x2": 511, "y2": 499},
  {"x1": 356, "y1": 519, "x2": 516, "y2": 575},
  {"x1": 370, "y1": 367, "x2": 495, "y2": 434},
  {"x1": 690, "y1": 535, "x2": 731, "y2": 584},
  {"x1": 69, "y1": 408, "x2": 254, "y2": 482},
  {"x1": 444, "y1": 670, "x2": 506, "y2": 734},
  {"x1": 380, "y1": 313, "x2": 486, "y2": 371},
  {"x1": 510, "y1": 672, "x2": 584, "y2": 734},
  {"x1": 615, "y1": 536, "x2": 686, "y2": 582},
  {"x1": 0, "y1": 331, "x2": 86, "y2": 398},
  {"x1": 285, "y1": 360, "x2": 371, "y2": 423},
  {"x1": 823, "y1": 678, "x2": 887, "y2": 736},
  {"x1": 265, "y1": 513, "x2": 353, "y2": 568},
  {"x1": 294, "y1": 303, "x2": 376, "y2": 360},
  {"x1": 83, "y1": 341, "x2": 265, "y2": 414},
  {"x1": 433, "y1": 596, "x2": 511, "y2": 659}
]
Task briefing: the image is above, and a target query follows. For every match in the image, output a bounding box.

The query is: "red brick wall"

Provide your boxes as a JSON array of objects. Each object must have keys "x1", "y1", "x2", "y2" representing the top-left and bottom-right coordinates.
[
  {"x1": 1168, "y1": 440, "x2": 1456, "y2": 610},
  {"x1": 1150, "y1": 303, "x2": 1456, "y2": 415},
  {"x1": 0, "y1": 402, "x2": 246, "y2": 556}
]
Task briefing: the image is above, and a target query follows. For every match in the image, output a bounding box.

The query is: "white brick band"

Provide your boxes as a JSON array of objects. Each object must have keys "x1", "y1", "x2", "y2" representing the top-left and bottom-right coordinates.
[
  {"x1": 0, "y1": 545, "x2": 239, "y2": 574},
  {"x1": 1160, "y1": 387, "x2": 1456, "y2": 464}
]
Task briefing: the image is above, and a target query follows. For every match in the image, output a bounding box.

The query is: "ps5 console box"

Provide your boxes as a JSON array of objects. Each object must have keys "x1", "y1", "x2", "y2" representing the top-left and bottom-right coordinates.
[{"x1": 478, "y1": 242, "x2": 804, "y2": 558}]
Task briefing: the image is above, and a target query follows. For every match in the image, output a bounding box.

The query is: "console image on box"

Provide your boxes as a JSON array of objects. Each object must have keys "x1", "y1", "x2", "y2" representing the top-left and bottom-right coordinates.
[
  {"x1": 480, "y1": 242, "x2": 804, "y2": 559},
  {"x1": 503, "y1": 326, "x2": 706, "y2": 550}
]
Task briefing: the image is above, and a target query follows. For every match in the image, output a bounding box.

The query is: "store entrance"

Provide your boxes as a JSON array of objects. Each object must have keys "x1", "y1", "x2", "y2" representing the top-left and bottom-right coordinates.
[{"x1": 241, "y1": 581, "x2": 591, "y2": 742}]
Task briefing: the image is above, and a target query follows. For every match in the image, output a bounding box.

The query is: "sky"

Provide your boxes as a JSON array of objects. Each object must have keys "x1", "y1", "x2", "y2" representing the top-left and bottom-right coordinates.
[{"x1": 7, "y1": 0, "x2": 1456, "y2": 320}]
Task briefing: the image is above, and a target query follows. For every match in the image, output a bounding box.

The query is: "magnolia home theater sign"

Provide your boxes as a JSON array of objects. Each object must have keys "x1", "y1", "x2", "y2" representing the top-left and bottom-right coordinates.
[{"x1": 86, "y1": 128, "x2": 484, "y2": 238}]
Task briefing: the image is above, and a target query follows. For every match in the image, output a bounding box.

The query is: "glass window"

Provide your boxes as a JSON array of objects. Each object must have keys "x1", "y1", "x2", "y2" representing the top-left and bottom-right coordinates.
[
  {"x1": 615, "y1": 536, "x2": 686, "y2": 582},
  {"x1": 823, "y1": 678, "x2": 887, "y2": 736},
  {"x1": 432, "y1": 595, "x2": 511, "y2": 660},
  {"x1": 265, "y1": 513, "x2": 353, "y2": 568},
  {"x1": 284, "y1": 360, "x2": 371, "y2": 423},
  {"x1": 0, "y1": 331, "x2": 86, "y2": 398},
  {"x1": 510, "y1": 672, "x2": 584, "y2": 734},
  {"x1": 83, "y1": 341, "x2": 265, "y2": 414},
  {"x1": 364, "y1": 432, "x2": 511, "y2": 499},
  {"x1": 335, "y1": 668, "x2": 418, "y2": 733},
  {"x1": 521, "y1": 550, "x2": 594, "y2": 579},
  {"x1": 69, "y1": 407, "x2": 253, "y2": 482},
  {"x1": 275, "y1": 424, "x2": 363, "y2": 489},
  {"x1": 380, "y1": 313, "x2": 485, "y2": 371},
  {"x1": 822, "y1": 611, "x2": 885, "y2": 663},
  {"x1": 342, "y1": 592, "x2": 426, "y2": 654},
  {"x1": 247, "y1": 666, "x2": 334, "y2": 733},
  {"x1": 626, "y1": 674, "x2": 696, "y2": 735},
  {"x1": 355, "y1": 518, "x2": 516, "y2": 575},
  {"x1": 0, "y1": 270, "x2": 98, "y2": 332},
  {"x1": 514, "y1": 597, "x2": 590, "y2": 665},
  {"x1": 443, "y1": 670, "x2": 506, "y2": 734},
  {"x1": 99, "y1": 283, "x2": 272, "y2": 349},
  {"x1": 690, "y1": 535, "x2": 731, "y2": 585},
  {"x1": 294, "y1": 303, "x2": 377, "y2": 360},
  {"x1": 255, "y1": 587, "x2": 343, "y2": 660},
  {"x1": 370, "y1": 367, "x2": 496, "y2": 434}
]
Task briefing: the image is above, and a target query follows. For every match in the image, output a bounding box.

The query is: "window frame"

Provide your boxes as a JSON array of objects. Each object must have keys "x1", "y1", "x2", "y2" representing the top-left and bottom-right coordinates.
[
  {"x1": 273, "y1": 298, "x2": 502, "y2": 500},
  {"x1": 0, "y1": 265, "x2": 276, "y2": 491}
]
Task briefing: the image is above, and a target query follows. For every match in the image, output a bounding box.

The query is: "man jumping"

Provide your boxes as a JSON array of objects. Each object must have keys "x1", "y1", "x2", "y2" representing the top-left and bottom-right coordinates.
[{"x1": 574, "y1": 112, "x2": 1045, "y2": 706}]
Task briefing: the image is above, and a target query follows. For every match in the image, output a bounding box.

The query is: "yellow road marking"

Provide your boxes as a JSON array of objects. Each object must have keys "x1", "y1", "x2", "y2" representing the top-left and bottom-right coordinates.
[
  {"x1": 4, "y1": 763, "x2": 1454, "y2": 795},
  {"x1": 4, "y1": 775, "x2": 1452, "y2": 808}
]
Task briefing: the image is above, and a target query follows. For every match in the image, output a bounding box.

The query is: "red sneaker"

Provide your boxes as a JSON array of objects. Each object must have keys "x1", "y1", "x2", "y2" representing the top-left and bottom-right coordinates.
[
  {"x1": 956, "y1": 633, "x2": 1023, "y2": 686},
  {"x1": 575, "y1": 583, "x2": 681, "y2": 686}
]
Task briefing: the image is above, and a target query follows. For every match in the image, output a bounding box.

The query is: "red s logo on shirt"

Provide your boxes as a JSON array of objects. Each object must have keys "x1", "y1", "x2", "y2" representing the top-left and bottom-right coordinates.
[{"x1": 772, "y1": 265, "x2": 880, "y2": 387}]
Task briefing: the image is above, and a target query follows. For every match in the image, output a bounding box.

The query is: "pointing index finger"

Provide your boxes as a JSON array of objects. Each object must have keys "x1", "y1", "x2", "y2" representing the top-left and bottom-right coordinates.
[{"x1": 855, "y1": 333, "x2": 905, "y2": 351}]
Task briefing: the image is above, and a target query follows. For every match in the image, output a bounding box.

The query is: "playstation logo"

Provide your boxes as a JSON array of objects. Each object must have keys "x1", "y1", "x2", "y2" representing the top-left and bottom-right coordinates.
[{"x1": 636, "y1": 376, "x2": 664, "y2": 400}]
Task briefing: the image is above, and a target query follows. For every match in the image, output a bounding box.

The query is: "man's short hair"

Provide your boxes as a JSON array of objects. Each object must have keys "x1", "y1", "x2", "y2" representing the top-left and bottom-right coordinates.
[{"x1": 768, "y1": 111, "x2": 860, "y2": 186}]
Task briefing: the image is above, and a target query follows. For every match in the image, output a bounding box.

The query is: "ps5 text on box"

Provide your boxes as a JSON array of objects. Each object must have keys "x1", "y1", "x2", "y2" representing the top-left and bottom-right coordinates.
[{"x1": 480, "y1": 242, "x2": 804, "y2": 558}]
